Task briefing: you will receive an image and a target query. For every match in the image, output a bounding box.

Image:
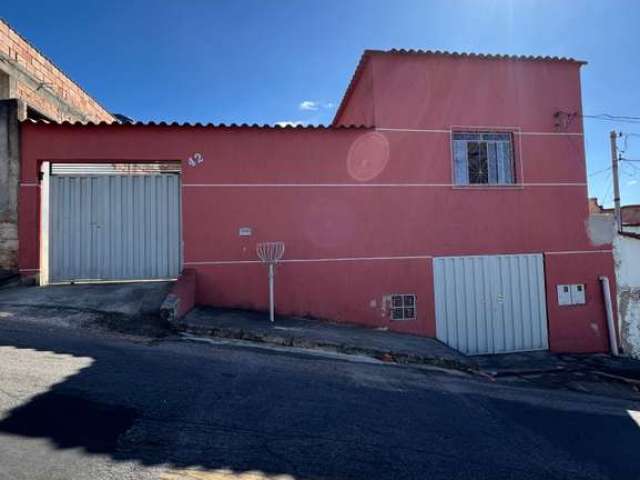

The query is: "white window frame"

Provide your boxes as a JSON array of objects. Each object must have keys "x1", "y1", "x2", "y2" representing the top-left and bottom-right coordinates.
[{"x1": 452, "y1": 131, "x2": 516, "y2": 185}]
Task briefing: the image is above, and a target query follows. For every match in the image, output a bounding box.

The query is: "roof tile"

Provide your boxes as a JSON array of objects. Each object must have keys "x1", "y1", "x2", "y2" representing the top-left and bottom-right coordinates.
[{"x1": 22, "y1": 118, "x2": 372, "y2": 130}]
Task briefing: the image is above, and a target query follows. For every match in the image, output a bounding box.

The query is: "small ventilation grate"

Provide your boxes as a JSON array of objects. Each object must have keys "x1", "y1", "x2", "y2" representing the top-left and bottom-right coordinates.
[{"x1": 385, "y1": 294, "x2": 416, "y2": 320}]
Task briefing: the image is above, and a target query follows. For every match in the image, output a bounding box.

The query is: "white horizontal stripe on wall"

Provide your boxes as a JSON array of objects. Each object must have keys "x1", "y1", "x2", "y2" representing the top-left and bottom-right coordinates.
[
  {"x1": 376, "y1": 128, "x2": 450, "y2": 134},
  {"x1": 185, "y1": 255, "x2": 433, "y2": 266},
  {"x1": 184, "y1": 251, "x2": 610, "y2": 266},
  {"x1": 182, "y1": 183, "x2": 587, "y2": 188},
  {"x1": 545, "y1": 250, "x2": 613, "y2": 255}
]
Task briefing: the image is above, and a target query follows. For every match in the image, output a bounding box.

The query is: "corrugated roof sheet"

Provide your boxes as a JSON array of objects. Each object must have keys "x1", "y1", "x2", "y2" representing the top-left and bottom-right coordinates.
[
  {"x1": 22, "y1": 118, "x2": 372, "y2": 129},
  {"x1": 367, "y1": 48, "x2": 586, "y2": 64},
  {"x1": 333, "y1": 48, "x2": 586, "y2": 125}
]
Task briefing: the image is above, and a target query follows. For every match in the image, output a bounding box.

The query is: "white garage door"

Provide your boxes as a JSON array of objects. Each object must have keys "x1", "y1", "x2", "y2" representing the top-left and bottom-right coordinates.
[
  {"x1": 433, "y1": 254, "x2": 548, "y2": 355},
  {"x1": 48, "y1": 166, "x2": 181, "y2": 283}
]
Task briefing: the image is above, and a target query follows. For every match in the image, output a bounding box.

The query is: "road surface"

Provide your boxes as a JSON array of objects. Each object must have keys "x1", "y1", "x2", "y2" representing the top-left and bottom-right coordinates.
[{"x1": 0, "y1": 318, "x2": 639, "y2": 480}]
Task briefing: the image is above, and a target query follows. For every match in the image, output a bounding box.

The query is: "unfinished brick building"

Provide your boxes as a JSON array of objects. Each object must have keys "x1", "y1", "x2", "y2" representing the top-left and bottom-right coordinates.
[{"x1": 0, "y1": 18, "x2": 114, "y2": 272}]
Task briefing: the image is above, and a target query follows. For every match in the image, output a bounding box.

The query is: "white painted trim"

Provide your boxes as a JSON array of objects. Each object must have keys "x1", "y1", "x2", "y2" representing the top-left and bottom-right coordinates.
[
  {"x1": 376, "y1": 128, "x2": 450, "y2": 134},
  {"x1": 183, "y1": 183, "x2": 451, "y2": 188},
  {"x1": 283, "y1": 255, "x2": 432, "y2": 263},
  {"x1": 185, "y1": 250, "x2": 612, "y2": 266},
  {"x1": 20, "y1": 183, "x2": 40, "y2": 187},
  {"x1": 522, "y1": 182, "x2": 587, "y2": 187},
  {"x1": 185, "y1": 260, "x2": 262, "y2": 266},
  {"x1": 519, "y1": 131, "x2": 583, "y2": 137},
  {"x1": 545, "y1": 250, "x2": 613, "y2": 255},
  {"x1": 39, "y1": 162, "x2": 50, "y2": 286},
  {"x1": 185, "y1": 255, "x2": 433, "y2": 266},
  {"x1": 449, "y1": 124, "x2": 522, "y2": 132},
  {"x1": 182, "y1": 182, "x2": 586, "y2": 188}
]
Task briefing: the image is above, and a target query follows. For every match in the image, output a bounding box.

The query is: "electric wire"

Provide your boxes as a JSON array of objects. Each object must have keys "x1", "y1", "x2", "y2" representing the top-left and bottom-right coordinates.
[
  {"x1": 588, "y1": 165, "x2": 612, "y2": 177},
  {"x1": 602, "y1": 170, "x2": 614, "y2": 204}
]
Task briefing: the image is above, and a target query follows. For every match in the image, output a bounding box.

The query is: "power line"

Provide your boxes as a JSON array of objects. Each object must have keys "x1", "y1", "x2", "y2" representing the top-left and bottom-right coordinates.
[
  {"x1": 583, "y1": 113, "x2": 640, "y2": 124},
  {"x1": 622, "y1": 162, "x2": 640, "y2": 176},
  {"x1": 624, "y1": 162, "x2": 640, "y2": 173},
  {"x1": 602, "y1": 170, "x2": 614, "y2": 204},
  {"x1": 588, "y1": 165, "x2": 612, "y2": 177},
  {"x1": 556, "y1": 111, "x2": 640, "y2": 125}
]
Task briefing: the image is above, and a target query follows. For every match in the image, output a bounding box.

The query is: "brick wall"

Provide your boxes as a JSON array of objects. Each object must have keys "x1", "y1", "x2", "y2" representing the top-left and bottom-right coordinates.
[
  {"x1": 0, "y1": 19, "x2": 115, "y2": 271},
  {"x1": 0, "y1": 19, "x2": 114, "y2": 123}
]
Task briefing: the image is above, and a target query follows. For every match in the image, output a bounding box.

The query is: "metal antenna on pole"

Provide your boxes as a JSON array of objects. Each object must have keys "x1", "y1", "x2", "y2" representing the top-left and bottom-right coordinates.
[
  {"x1": 610, "y1": 130, "x2": 622, "y2": 232},
  {"x1": 256, "y1": 241, "x2": 285, "y2": 323}
]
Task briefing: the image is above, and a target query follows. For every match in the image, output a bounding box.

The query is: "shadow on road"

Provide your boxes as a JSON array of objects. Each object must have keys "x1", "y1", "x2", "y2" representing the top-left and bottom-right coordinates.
[{"x1": 1, "y1": 324, "x2": 640, "y2": 479}]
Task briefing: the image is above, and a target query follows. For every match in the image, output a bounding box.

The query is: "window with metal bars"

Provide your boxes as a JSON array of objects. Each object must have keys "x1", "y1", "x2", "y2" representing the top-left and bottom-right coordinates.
[
  {"x1": 386, "y1": 294, "x2": 416, "y2": 320},
  {"x1": 453, "y1": 132, "x2": 515, "y2": 185}
]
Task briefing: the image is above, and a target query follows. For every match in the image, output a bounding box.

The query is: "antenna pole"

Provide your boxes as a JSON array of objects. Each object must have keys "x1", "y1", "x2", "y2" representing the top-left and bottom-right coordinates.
[
  {"x1": 269, "y1": 263, "x2": 275, "y2": 323},
  {"x1": 256, "y1": 241, "x2": 285, "y2": 324}
]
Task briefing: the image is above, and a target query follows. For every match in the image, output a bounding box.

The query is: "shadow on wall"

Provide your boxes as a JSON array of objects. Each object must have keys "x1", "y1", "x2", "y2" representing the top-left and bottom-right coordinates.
[{"x1": 0, "y1": 329, "x2": 640, "y2": 479}]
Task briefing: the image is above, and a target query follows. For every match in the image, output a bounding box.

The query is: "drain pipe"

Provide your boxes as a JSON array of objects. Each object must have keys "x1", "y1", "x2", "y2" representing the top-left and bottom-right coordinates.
[{"x1": 599, "y1": 276, "x2": 619, "y2": 356}]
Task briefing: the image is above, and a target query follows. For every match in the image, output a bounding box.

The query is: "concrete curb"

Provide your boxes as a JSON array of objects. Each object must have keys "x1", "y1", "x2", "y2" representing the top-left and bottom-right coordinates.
[
  {"x1": 177, "y1": 322, "x2": 478, "y2": 373},
  {"x1": 160, "y1": 269, "x2": 196, "y2": 323}
]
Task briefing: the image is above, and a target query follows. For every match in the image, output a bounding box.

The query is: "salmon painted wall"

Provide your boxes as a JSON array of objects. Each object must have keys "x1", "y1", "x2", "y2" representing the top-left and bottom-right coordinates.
[
  {"x1": 334, "y1": 57, "x2": 375, "y2": 127},
  {"x1": 18, "y1": 54, "x2": 616, "y2": 352},
  {"x1": 333, "y1": 52, "x2": 614, "y2": 352},
  {"x1": 365, "y1": 53, "x2": 584, "y2": 132}
]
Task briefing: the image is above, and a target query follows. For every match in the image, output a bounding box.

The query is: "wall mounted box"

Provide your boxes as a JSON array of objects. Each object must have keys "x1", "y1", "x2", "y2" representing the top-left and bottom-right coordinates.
[
  {"x1": 557, "y1": 285, "x2": 572, "y2": 306},
  {"x1": 570, "y1": 284, "x2": 586, "y2": 305},
  {"x1": 557, "y1": 284, "x2": 586, "y2": 306}
]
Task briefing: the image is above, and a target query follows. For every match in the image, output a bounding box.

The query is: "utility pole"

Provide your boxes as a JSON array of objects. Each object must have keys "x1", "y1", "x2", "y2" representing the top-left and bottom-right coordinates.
[{"x1": 610, "y1": 130, "x2": 622, "y2": 232}]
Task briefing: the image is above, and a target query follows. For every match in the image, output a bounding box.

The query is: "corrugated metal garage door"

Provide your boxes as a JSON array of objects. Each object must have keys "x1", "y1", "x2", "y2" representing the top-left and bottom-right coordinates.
[
  {"x1": 49, "y1": 173, "x2": 181, "y2": 283},
  {"x1": 433, "y1": 254, "x2": 548, "y2": 355}
]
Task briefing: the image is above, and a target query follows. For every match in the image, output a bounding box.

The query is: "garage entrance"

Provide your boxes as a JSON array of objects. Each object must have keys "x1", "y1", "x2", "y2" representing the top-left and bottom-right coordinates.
[
  {"x1": 433, "y1": 254, "x2": 548, "y2": 355},
  {"x1": 45, "y1": 163, "x2": 182, "y2": 283}
]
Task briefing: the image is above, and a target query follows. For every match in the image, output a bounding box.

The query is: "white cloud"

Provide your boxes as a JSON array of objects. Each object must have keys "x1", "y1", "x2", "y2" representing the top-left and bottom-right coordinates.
[
  {"x1": 628, "y1": 179, "x2": 638, "y2": 186},
  {"x1": 275, "y1": 120, "x2": 305, "y2": 127},
  {"x1": 299, "y1": 101, "x2": 319, "y2": 111},
  {"x1": 298, "y1": 100, "x2": 336, "y2": 111}
]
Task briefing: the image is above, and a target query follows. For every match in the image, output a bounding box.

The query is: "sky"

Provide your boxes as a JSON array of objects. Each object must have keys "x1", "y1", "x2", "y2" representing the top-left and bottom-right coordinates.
[{"x1": 4, "y1": 0, "x2": 640, "y2": 206}]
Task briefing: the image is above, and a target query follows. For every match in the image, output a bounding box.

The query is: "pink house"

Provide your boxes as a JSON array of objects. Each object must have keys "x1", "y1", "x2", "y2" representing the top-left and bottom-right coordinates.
[{"x1": 17, "y1": 49, "x2": 616, "y2": 354}]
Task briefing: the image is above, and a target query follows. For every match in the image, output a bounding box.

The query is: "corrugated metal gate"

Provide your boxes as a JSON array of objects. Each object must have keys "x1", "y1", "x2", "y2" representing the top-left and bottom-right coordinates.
[
  {"x1": 48, "y1": 170, "x2": 181, "y2": 283},
  {"x1": 433, "y1": 254, "x2": 548, "y2": 355}
]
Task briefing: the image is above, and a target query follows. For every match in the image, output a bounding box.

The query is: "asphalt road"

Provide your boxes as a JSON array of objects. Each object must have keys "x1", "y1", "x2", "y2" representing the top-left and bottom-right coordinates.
[{"x1": 0, "y1": 319, "x2": 639, "y2": 480}]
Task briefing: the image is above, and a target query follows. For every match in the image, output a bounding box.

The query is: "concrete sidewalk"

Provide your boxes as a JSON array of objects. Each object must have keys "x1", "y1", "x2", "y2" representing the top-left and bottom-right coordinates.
[
  {"x1": 0, "y1": 282, "x2": 173, "y2": 336},
  {"x1": 179, "y1": 307, "x2": 475, "y2": 371},
  {"x1": 179, "y1": 307, "x2": 640, "y2": 399},
  {"x1": 474, "y1": 349, "x2": 640, "y2": 382},
  {"x1": 2, "y1": 283, "x2": 639, "y2": 399}
]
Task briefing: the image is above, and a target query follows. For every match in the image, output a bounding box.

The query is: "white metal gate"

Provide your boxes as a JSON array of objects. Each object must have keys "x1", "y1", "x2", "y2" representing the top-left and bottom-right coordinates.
[
  {"x1": 48, "y1": 170, "x2": 181, "y2": 283},
  {"x1": 433, "y1": 254, "x2": 548, "y2": 355}
]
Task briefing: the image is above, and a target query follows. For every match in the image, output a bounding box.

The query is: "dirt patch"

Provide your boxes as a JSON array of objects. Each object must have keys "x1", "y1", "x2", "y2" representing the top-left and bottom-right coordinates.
[
  {"x1": 88, "y1": 311, "x2": 176, "y2": 338},
  {"x1": 0, "y1": 302, "x2": 175, "y2": 339}
]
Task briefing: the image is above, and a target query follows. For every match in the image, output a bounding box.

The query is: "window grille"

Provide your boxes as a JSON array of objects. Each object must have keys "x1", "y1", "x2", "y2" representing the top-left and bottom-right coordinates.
[{"x1": 453, "y1": 132, "x2": 515, "y2": 185}]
